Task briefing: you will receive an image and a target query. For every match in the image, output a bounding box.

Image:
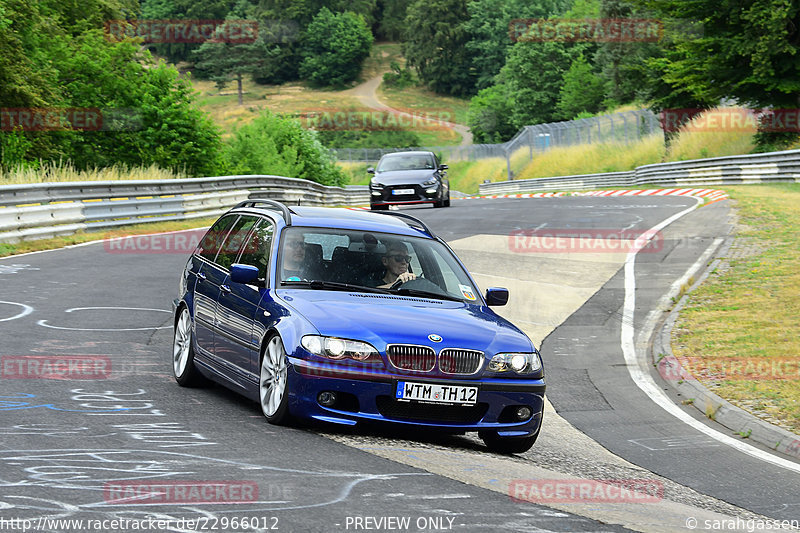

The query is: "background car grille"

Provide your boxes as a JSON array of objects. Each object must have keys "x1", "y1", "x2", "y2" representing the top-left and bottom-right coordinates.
[
  {"x1": 376, "y1": 396, "x2": 489, "y2": 424},
  {"x1": 387, "y1": 345, "x2": 436, "y2": 372},
  {"x1": 439, "y1": 349, "x2": 484, "y2": 375}
]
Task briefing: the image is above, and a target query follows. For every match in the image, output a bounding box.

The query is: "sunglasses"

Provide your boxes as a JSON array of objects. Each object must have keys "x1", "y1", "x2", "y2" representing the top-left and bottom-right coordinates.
[{"x1": 389, "y1": 254, "x2": 412, "y2": 263}]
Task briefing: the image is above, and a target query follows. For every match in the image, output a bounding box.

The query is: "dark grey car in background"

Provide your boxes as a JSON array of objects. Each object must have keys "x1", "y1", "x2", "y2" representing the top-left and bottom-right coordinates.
[{"x1": 368, "y1": 151, "x2": 450, "y2": 210}]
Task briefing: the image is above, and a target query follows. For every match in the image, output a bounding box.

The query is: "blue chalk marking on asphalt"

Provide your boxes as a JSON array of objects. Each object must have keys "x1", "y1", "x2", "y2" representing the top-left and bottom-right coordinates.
[{"x1": 0, "y1": 393, "x2": 129, "y2": 412}]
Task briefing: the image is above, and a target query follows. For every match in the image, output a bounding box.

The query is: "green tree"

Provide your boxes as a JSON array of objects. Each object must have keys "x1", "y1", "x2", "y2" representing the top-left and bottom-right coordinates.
[
  {"x1": 54, "y1": 31, "x2": 223, "y2": 175},
  {"x1": 463, "y1": 0, "x2": 570, "y2": 93},
  {"x1": 556, "y1": 53, "x2": 605, "y2": 119},
  {"x1": 402, "y1": 0, "x2": 474, "y2": 96},
  {"x1": 500, "y1": 40, "x2": 583, "y2": 127},
  {"x1": 223, "y1": 111, "x2": 347, "y2": 186},
  {"x1": 298, "y1": 8, "x2": 373, "y2": 87},
  {"x1": 467, "y1": 84, "x2": 517, "y2": 143},
  {"x1": 375, "y1": 0, "x2": 412, "y2": 40},
  {"x1": 192, "y1": 17, "x2": 267, "y2": 105},
  {"x1": 634, "y1": 0, "x2": 800, "y2": 145}
]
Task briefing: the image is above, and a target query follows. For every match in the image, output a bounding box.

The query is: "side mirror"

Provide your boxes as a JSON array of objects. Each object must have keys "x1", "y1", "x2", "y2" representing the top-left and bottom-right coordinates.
[
  {"x1": 367, "y1": 167, "x2": 375, "y2": 174},
  {"x1": 439, "y1": 164, "x2": 448, "y2": 170},
  {"x1": 485, "y1": 287, "x2": 509, "y2": 306},
  {"x1": 230, "y1": 263, "x2": 260, "y2": 285}
]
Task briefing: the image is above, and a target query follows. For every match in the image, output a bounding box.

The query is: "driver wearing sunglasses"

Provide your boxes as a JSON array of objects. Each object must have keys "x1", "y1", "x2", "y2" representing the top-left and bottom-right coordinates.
[{"x1": 376, "y1": 241, "x2": 416, "y2": 288}]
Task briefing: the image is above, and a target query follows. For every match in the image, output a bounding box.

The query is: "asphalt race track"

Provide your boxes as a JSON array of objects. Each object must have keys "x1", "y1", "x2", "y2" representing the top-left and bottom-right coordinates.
[{"x1": 1, "y1": 195, "x2": 798, "y2": 533}]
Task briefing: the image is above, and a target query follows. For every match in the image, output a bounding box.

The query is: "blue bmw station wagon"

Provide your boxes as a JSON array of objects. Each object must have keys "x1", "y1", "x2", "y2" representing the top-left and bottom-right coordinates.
[{"x1": 173, "y1": 200, "x2": 545, "y2": 453}]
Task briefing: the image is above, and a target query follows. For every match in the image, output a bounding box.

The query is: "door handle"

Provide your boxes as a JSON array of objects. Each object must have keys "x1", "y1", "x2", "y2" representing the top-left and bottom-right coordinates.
[
  {"x1": 220, "y1": 284, "x2": 232, "y2": 293},
  {"x1": 197, "y1": 272, "x2": 207, "y2": 281}
]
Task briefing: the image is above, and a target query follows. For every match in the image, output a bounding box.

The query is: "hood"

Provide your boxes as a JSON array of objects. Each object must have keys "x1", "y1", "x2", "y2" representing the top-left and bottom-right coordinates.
[
  {"x1": 373, "y1": 169, "x2": 437, "y2": 185},
  {"x1": 277, "y1": 289, "x2": 533, "y2": 354}
]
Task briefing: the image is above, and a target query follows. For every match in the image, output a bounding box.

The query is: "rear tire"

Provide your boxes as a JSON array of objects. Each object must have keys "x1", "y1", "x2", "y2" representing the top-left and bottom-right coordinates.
[
  {"x1": 479, "y1": 430, "x2": 538, "y2": 454},
  {"x1": 172, "y1": 307, "x2": 208, "y2": 387}
]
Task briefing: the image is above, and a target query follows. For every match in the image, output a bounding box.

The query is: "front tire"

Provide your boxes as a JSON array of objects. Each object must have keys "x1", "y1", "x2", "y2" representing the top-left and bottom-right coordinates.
[
  {"x1": 172, "y1": 307, "x2": 207, "y2": 387},
  {"x1": 260, "y1": 335, "x2": 291, "y2": 425},
  {"x1": 479, "y1": 430, "x2": 539, "y2": 454}
]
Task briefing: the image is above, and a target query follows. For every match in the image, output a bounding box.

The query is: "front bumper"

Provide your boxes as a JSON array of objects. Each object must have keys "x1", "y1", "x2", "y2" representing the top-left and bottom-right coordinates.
[
  {"x1": 286, "y1": 358, "x2": 545, "y2": 435},
  {"x1": 370, "y1": 184, "x2": 440, "y2": 206}
]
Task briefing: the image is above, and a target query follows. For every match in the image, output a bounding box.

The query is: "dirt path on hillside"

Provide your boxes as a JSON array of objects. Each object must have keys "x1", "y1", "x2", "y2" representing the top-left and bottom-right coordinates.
[{"x1": 344, "y1": 74, "x2": 473, "y2": 147}]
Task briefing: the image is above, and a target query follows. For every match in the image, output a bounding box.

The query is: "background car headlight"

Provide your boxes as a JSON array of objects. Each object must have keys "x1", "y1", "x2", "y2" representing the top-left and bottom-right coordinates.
[
  {"x1": 301, "y1": 335, "x2": 381, "y2": 362},
  {"x1": 422, "y1": 178, "x2": 438, "y2": 186},
  {"x1": 488, "y1": 352, "x2": 542, "y2": 374},
  {"x1": 370, "y1": 178, "x2": 384, "y2": 188}
]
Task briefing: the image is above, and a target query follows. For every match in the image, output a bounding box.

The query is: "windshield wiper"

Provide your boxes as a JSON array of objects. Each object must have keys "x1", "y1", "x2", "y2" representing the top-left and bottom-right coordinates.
[
  {"x1": 281, "y1": 280, "x2": 391, "y2": 294},
  {"x1": 389, "y1": 287, "x2": 464, "y2": 302}
]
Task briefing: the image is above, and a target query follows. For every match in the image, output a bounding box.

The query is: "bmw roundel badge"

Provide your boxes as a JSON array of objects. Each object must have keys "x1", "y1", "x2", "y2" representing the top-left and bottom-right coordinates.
[{"x1": 428, "y1": 334, "x2": 442, "y2": 343}]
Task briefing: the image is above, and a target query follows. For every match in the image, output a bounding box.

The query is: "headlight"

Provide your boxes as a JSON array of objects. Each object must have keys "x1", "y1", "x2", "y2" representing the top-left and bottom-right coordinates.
[
  {"x1": 422, "y1": 178, "x2": 438, "y2": 186},
  {"x1": 370, "y1": 178, "x2": 383, "y2": 188},
  {"x1": 488, "y1": 352, "x2": 542, "y2": 374},
  {"x1": 301, "y1": 335, "x2": 381, "y2": 363}
]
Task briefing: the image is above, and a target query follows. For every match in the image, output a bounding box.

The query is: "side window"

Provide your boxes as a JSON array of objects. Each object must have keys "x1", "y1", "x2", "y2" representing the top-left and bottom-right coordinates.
[
  {"x1": 216, "y1": 215, "x2": 258, "y2": 270},
  {"x1": 197, "y1": 215, "x2": 238, "y2": 262},
  {"x1": 238, "y1": 219, "x2": 275, "y2": 280}
]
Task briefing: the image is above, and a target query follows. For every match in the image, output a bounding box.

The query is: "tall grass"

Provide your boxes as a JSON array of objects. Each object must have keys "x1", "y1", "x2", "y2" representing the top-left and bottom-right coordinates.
[
  {"x1": 665, "y1": 107, "x2": 758, "y2": 161},
  {"x1": 514, "y1": 134, "x2": 666, "y2": 181},
  {"x1": 1, "y1": 161, "x2": 186, "y2": 185}
]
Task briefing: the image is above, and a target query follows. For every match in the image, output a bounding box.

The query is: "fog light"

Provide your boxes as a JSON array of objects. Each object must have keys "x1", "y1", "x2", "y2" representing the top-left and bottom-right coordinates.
[
  {"x1": 515, "y1": 406, "x2": 532, "y2": 421},
  {"x1": 318, "y1": 391, "x2": 337, "y2": 407},
  {"x1": 426, "y1": 188, "x2": 437, "y2": 194}
]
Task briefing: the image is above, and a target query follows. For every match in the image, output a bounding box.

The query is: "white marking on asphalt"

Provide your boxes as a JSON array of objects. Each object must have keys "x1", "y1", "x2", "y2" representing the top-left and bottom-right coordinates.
[
  {"x1": 0, "y1": 300, "x2": 34, "y2": 322},
  {"x1": 37, "y1": 306, "x2": 171, "y2": 331},
  {"x1": 621, "y1": 198, "x2": 800, "y2": 474}
]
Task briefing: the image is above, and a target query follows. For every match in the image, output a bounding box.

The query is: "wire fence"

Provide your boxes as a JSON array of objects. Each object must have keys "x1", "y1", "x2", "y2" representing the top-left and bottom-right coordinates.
[{"x1": 331, "y1": 109, "x2": 662, "y2": 180}]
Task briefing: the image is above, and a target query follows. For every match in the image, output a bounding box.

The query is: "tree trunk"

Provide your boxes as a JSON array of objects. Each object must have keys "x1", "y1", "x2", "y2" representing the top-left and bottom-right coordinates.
[{"x1": 237, "y1": 73, "x2": 243, "y2": 106}]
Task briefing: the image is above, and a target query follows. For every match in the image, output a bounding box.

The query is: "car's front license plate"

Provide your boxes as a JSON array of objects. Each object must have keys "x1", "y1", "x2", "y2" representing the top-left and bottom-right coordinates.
[
  {"x1": 396, "y1": 381, "x2": 478, "y2": 405},
  {"x1": 392, "y1": 188, "x2": 415, "y2": 195}
]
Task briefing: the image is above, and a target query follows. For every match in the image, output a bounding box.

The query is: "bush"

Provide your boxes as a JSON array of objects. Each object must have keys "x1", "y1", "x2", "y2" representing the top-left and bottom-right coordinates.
[
  {"x1": 316, "y1": 129, "x2": 422, "y2": 149},
  {"x1": 223, "y1": 111, "x2": 347, "y2": 187},
  {"x1": 382, "y1": 61, "x2": 416, "y2": 89},
  {"x1": 299, "y1": 8, "x2": 373, "y2": 87}
]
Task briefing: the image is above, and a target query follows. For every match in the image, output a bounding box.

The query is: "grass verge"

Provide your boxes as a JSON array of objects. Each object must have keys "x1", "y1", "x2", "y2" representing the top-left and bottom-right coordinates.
[
  {"x1": 1, "y1": 162, "x2": 185, "y2": 185},
  {"x1": 672, "y1": 184, "x2": 800, "y2": 434}
]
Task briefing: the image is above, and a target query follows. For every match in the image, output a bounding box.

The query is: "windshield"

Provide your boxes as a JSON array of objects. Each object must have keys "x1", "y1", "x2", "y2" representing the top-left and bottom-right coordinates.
[
  {"x1": 376, "y1": 154, "x2": 435, "y2": 172},
  {"x1": 278, "y1": 227, "x2": 480, "y2": 303}
]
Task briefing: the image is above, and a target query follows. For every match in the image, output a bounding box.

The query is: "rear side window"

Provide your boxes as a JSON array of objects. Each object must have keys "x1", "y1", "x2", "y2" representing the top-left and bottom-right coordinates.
[
  {"x1": 197, "y1": 215, "x2": 238, "y2": 262},
  {"x1": 215, "y1": 215, "x2": 259, "y2": 270}
]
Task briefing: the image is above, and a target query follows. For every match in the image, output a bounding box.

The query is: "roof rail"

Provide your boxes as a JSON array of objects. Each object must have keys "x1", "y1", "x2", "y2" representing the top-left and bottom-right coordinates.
[
  {"x1": 233, "y1": 198, "x2": 293, "y2": 225},
  {"x1": 373, "y1": 211, "x2": 435, "y2": 237}
]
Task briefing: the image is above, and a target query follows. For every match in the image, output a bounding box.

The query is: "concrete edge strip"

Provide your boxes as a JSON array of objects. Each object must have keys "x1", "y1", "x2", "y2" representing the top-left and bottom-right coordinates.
[
  {"x1": 651, "y1": 244, "x2": 800, "y2": 460},
  {"x1": 621, "y1": 199, "x2": 800, "y2": 474}
]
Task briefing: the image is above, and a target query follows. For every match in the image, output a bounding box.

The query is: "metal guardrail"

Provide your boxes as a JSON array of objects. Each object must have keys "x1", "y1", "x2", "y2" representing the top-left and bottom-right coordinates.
[
  {"x1": 479, "y1": 149, "x2": 800, "y2": 194},
  {"x1": 0, "y1": 175, "x2": 369, "y2": 243}
]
